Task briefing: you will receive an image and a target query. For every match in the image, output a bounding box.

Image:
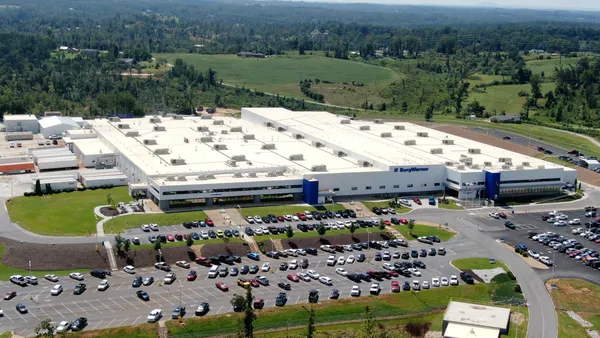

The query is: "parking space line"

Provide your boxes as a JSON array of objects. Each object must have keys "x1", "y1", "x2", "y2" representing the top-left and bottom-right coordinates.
[
  {"x1": 91, "y1": 320, "x2": 104, "y2": 330},
  {"x1": 14, "y1": 310, "x2": 27, "y2": 322},
  {"x1": 216, "y1": 305, "x2": 224, "y2": 314},
  {"x1": 3, "y1": 313, "x2": 14, "y2": 323},
  {"x1": 48, "y1": 303, "x2": 66, "y2": 319},
  {"x1": 85, "y1": 300, "x2": 102, "y2": 313},
  {"x1": 155, "y1": 292, "x2": 175, "y2": 305},
  {"x1": 131, "y1": 315, "x2": 142, "y2": 325},
  {"x1": 190, "y1": 289, "x2": 210, "y2": 301},
  {"x1": 73, "y1": 301, "x2": 91, "y2": 316},
  {"x1": 182, "y1": 293, "x2": 197, "y2": 305},
  {"x1": 62, "y1": 302, "x2": 78, "y2": 317},
  {"x1": 295, "y1": 293, "x2": 301, "y2": 304},
  {"x1": 37, "y1": 305, "x2": 52, "y2": 319},
  {"x1": 109, "y1": 298, "x2": 127, "y2": 311},
  {"x1": 96, "y1": 298, "x2": 115, "y2": 313},
  {"x1": 117, "y1": 317, "x2": 130, "y2": 327},
  {"x1": 115, "y1": 283, "x2": 125, "y2": 291}
]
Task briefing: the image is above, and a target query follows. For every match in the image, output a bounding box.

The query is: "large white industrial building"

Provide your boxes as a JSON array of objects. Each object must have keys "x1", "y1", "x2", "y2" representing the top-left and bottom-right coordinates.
[{"x1": 81, "y1": 108, "x2": 576, "y2": 210}]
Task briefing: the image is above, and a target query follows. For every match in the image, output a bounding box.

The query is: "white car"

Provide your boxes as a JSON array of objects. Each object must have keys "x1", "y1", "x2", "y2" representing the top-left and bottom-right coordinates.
[
  {"x1": 573, "y1": 228, "x2": 584, "y2": 234},
  {"x1": 149, "y1": 224, "x2": 158, "y2": 231},
  {"x1": 569, "y1": 219, "x2": 581, "y2": 225},
  {"x1": 296, "y1": 249, "x2": 306, "y2": 256},
  {"x1": 546, "y1": 218, "x2": 556, "y2": 223},
  {"x1": 554, "y1": 221, "x2": 567, "y2": 227},
  {"x1": 246, "y1": 216, "x2": 255, "y2": 224},
  {"x1": 408, "y1": 268, "x2": 422, "y2": 277},
  {"x1": 369, "y1": 283, "x2": 381, "y2": 294},
  {"x1": 289, "y1": 260, "x2": 298, "y2": 270},
  {"x1": 557, "y1": 214, "x2": 568, "y2": 220},
  {"x1": 346, "y1": 255, "x2": 355, "y2": 264},
  {"x1": 489, "y1": 212, "x2": 500, "y2": 219},
  {"x1": 319, "y1": 276, "x2": 332, "y2": 285},
  {"x1": 69, "y1": 272, "x2": 84, "y2": 281},
  {"x1": 343, "y1": 244, "x2": 353, "y2": 251},
  {"x1": 56, "y1": 321, "x2": 71, "y2": 333},
  {"x1": 528, "y1": 250, "x2": 540, "y2": 259},
  {"x1": 51, "y1": 284, "x2": 63, "y2": 296},
  {"x1": 422, "y1": 281, "x2": 430, "y2": 289},
  {"x1": 141, "y1": 224, "x2": 150, "y2": 232},
  {"x1": 98, "y1": 280, "x2": 110, "y2": 291},
  {"x1": 383, "y1": 263, "x2": 394, "y2": 271},
  {"x1": 286, "y1": 249, "x2": 298, "y2": 257},
  {"x1": 431, "y1": 277, "x2": 440, "y2": 287},
  {"x1": 254, "y1": 228, "x2": 263, "y2": 235},
  {"x1": 254, "y1": 215, "x2": 263, "y2": 223},
  {"x1": 123, "y1": 265, "x2": 136, "y2": 274},
  {"x1": 297, "y1": 272, "x2": 311, "y2": 281},
  {"x1": 25, "y1": 276, "x2": 38, "y2": 285},
  {"x1": 441, "y1": 277, "x2": 449, "y2": 286},
  {"x1": 305, "y1": 211, "x2": 313, "y2": 219},
  {"x1": 164, "y1": 273, "x2": 176, "y2": 284},
  {"x1": 176, "y1": 261, "x2": 190, "y2": 268},
  {"x1": 326, "y1": 256, "x2": 336, "y2": 266},
  {"x1": 284, "y1": 214, "x2": 293, "y2": 221},
  {"x1": 335, "y1": 268, "x2": 348, "y2": 276},
  {"x1": 351, "y1": 285, "x2": 361, "y2": 296},
  {"x1": 200, "y1": 230, "x2": 209, "y2": 239},
  {"x1": 412, "y1": 280, "x2": 421, "y2": 291},
  {"x1": 147, "y1": 309, "x2": 162, "y2": 323},
  {"x1": 261, "y1": 263, "x2": 270, "y2": 272},
  {"x1": 337, "y1": 256, "x2": 346, "y2": 265},
  {"x1": 450, "y1": 275, "x2": 459, "y2": 285},
  {"x1": 45, "y1": 274, "x2": 59, "y2": 282},
  {"x1": 306, "y1": 270, "x2": 320, "y2": 279},
  {"x1": 549, "y1": 210, "x2": 558, "y2": 216},
  {"x1": 292, "y1": 215, "x2": 300, "y2": 221}
]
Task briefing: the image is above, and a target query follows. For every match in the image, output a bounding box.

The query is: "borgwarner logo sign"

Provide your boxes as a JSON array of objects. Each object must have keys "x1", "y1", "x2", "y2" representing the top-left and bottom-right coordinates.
[{"x1": 394, "y1": 167, "x2": 430, "y2": 173}]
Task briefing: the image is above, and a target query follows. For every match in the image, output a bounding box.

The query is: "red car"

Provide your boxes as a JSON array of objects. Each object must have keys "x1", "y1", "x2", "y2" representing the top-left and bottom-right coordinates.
[
  {"x1": 412, "y1": 197, "x2": 422, "y2": 205},
  {"x1": 388, "y1": 270, "x2": 399, "y2": 277},
  {"x1": 187, "y1": 270, "x2": 197, "y2": 281},
  {"x1": 4, "y1": 291, "x2": 16, "y2": 300},
  {"x1": 183, "y1": 234, "x2": 189, "y2": 239},
  {"x1": 569, "y1": 251, "x2": 581, "y2": 258},
  {"x1": 249, "y1": 279, "x2": 260, "y2": 287},
  {"x1": 498, "y1": 212, "x2": 507, "y2": 219},
  {"x1": 166, "y1": 234, "x2": 175, "y2": 241},
  {"x1": 296, "y1": 212, "x2": 307, "y2": 221},
  {"x1": 195, "y1": 257, "x2": 211, "y2": 267},
  {"x1": 399, "y1": 218, "x2": 408, "y2": 224},
  {"x1": 383, "y1": 220, "x2": 391, "y2": 226},
  {"x1": 215, "y1": 282, "x2": 229, "y2": 291},
  {"x1": 277, "y1": 216, "x2": 284, "y2": 222},
  {"x1": 595, "y1": 238, "x2": 600, "y2": 244},
  {"x1": 174, "y1": 233, "x2": 183, "y2": 241},
  {"x1": 205, "y1": 218, "x2": 214, "y2": 226},
  {"x1": 287, "y1": 274, "x2": 300, "y2": 282},
  {"x1": 391, "y1": 281, "x2": 400, "y2": 293}
]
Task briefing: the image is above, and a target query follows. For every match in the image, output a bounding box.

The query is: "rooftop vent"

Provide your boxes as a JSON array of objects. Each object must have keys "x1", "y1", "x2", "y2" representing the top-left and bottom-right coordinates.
[
  {"x1": 213, "y1": 144, "x2": 227, "y2": 150},
  {"x1": 374, "y1": 119, "x2": 384, "y2": 124},
  {"x1": 394, "y1": 125, "x2": 405, "y2": 130},
  {"x1": 484, "y1": 161, "x2": 492, "y2": 166},
  {"x1": 267, "y1": 171, "x2": 277, "y2": 177},
  {"x1": 289, "y1": 154, "x2": 304, "y2": 161},
  {"x1": 200, "y1": 136, "x2": 213, "y2": 143},
  {"x1": 170, "y1": 158, "x2": 186, "y2": 165},
  {"x1": 117, "y1": 123, "x2": 130, "y2": 129},
  {"x1": 261, "y1": 143, "x2": 275, "y2": 150},
  {"x1": 125, "y1": 131, "x2": 139, "y2": 137},
  {"x1": 230, "y1": 126, "x2": 242, "y2": 133},
  {"x1": 233, "y1": 172, "x2": 243, "y2": 178},
  {"x1": 231, "y1": 155, "x2": 246, "y2": 161},
  {"x1": 197, "y1": 126, "x2": 209, "y2": 132},
  {"x1": 226, "y1": 159, "x2": 237, "y2": 167},
  {"x1": 468, "y1": 148, "x2": 481, "y2": 154},
  {"x1": 248, "y1": 172, "x2": 257, "y2": 178},
  {"x1": 243, "y1": 134, "x2": 255, "y2": 140},
  {"x1": 265, "y1": 122, "x2": 274, "y2": 128},
  {"x1": 293, "y1": 133, "x2": 304, "y2": 140},
  {"x1": 516, "y1": 165, "x2": 524, "y2": 170},
  {"x1": 312, "y1": 141, "x2": 325, "y2": 148},
  {"x1": 109, "y1": 117, "x2": 121, "y2": 122},
  {"x1": 445, "y1": 161, "x2": 454, "y2": 166},
  {"x1": 219, "y1": 130, "x2": 227, "y2": 135},
  {"x1": 172, "y1": 115, "x2": 184, "y2": 120},
  {"x1": 200, "y1": 114, "x2": 212, "y2": 120},
  {"x1": 456, "y1": 165, "x2": 466, "y2": 170},
  {"x1": 430, "y1": 148, "x2": 443, "y2": 154},
  {"x1": 277, "y1": 126, "x2": 287, "y2": 132},
  {"x1": 197, "y1": 174, "x2": 216, "y2": 180},
  {"x1": 340, "y1": 119, "x2": 351, "y2": 124},
  {"x1": 183, "y1": 137, "x2": 189, "y2": 143},
  {"x1": 471, "y1": 164, "x2": 480, "y2": 169},
  {"x1": 442, "y1": 139, "x2": 454, "y2": 145},
  {"x1": 149, "y1": 117, "x2": 162, "y2": 123},
  {"x1": 197, "y1": 175, "x2": 208, "y2": 180},
  {"x1": 538, "y1": 165, "x2": 545, "y2": 169},
  {"x1": 417, "y1": 132, "x2": 428, "y2": 137},
  {"x1": 499, "y1": 157, "x2": 512, "y2": 163},
  {"x1": 212, "y1": 120, "x2": 223, "y2": 126},
  {"x1": 381, "y1": 132, "x2": 392, "y2": 138},
  {"x1": 153, "y1": 125, "x2": 166, "y2": 132},
  {"x1": 522, "y1": 161, "x2": 530, "y2": 167},
  {"x1": 358, "y1": 160, "x2": 373, "y2": 167},
  {"x1": 359, "y1": 125, "x2": 370, "y2": 131},
  {"x1": 165, "y1": 176, "x2": 176, "y2": 181},
  {"x1": 502, "y1": 165, "x2": 512, "y2": 169},
  {"x1": 153, "y1": 148, "x2": 170, "y2": 155},
  {"x1": 176, "y1": 176, "x2": 187, "y2": 181},
  {"x1": 143, "y1": 139, "x2": 157, "y2": 145},
  {"x1": 335, "y1": 150, "x2": 347, "y2": 157},
  {"x1": 404, "y1": 140, "x2": 416, "y2": 145},
  {"x1": 463, "y1": 161, "x2": 473, "y2": 166},
  {"x1": 311, "y1": 164, "x2": 327, "y2": 172},
  {"x1": 459, "y1": 157, "x2": 473, "y2": 163}
]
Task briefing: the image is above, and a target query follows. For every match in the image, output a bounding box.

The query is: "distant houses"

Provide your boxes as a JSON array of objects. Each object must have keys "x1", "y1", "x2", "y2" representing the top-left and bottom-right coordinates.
[
  {"x1": 236, "y1": 52, "x2": 265, "y2": 58},
  {"x1": 490, "y1": 114, "x2": 521, "y2": 123}
]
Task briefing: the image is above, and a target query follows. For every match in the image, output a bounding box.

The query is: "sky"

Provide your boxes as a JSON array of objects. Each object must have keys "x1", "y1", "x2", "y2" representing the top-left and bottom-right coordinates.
[{"x1": 288, "y1": 0, "x2": 600, "y2": 11}]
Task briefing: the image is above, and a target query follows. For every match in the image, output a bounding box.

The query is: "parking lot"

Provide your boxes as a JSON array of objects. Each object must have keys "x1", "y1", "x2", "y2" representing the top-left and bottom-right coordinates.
[
  {"x1": 472, "y1": 208, "x2": 600, "y2": 284},
  {"x1": 0, "y1": 234, "x2": 488, "y2": 336}
]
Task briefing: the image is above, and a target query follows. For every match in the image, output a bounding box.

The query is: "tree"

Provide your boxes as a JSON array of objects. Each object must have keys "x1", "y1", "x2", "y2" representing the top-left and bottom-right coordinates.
[
  {"x1": 530, "y1": 74, "x2": 542, "y2": 99},
  {"x1": 153, "y1": 239, "x2": 162, "y2": 251},
  {"x1": 407, "y1": 219, "x2": 415, "y2": 236},
  {"x1": 35, "y1": 179, "x2": 42, "y2": 195},
  {"x1": 378, "y1": 220, "x2": 386, "y2": 231},
  {"x1": 424, "y1": 104, "x2": 433, "y2": 121},
  {"x1": 306, "y1": 306, "x2": 316, "y2": 338},
  {"x1": 34, "y1": 318, "x2": 55, "y2": 337},
  {"x1": 349, "y1": 223, "x2": 357, "y2": 237},
  {"x1": 123, "y1": 238, "x2": 131, "y2": 252},
  {"x1": 46, "y1": 183, "x2": 53, "y2": 194},
  {"x1": 401, "y1": 101, "x2": 408, "y2": 113},
  {"x1": 361, "y1": 306, "x2": 376, "y2": 338},
  {"x1": 231, "y1": 293, "x2": 246, "y2": 311},
  {"x1": 114, "y1": 235, "x2": 124, "y2": 253},
  {"x1": 286, "y1": 225, "x2": 294, "y2": 239},
  {"x1": 317, "y1": 223, "x2": 326, "y2": 236},
  {"x1": 186, "y1": 234, "x2": 194, "y2": 246},
  {"x1": 106, "y1": 193, "x2": 115, "y2": 208},
  {"x1": 466, "y1": 99, "x2": 486, "y2": 117}
]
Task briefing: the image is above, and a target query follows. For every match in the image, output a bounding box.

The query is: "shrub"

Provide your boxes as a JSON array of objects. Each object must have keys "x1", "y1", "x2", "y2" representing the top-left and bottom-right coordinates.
[
  {"x1": 515, "y1": 284, "x2": 522, "y2": 293},
  {"x1": 77, "y1": 187, "x2": 86, "y2": 191},
  {"x1": 521, "y1": 251, "x2": 528, "y2": 257},
  {"x1": 518, "y1": 91, "x2": 530, "y2": 97},
  {"x1": 507, "y1": 271, "x2": 516, "y2": 280}
]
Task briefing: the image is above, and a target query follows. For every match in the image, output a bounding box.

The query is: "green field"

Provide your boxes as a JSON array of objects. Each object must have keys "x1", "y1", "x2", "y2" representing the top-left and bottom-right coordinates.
[
  {"x1": 103, "y1": 211, "x2": 209, "y2": 234},
  {"x1": 468, "y1": 82, "x2": 555, "y2": 114},
  {"x1": 361, "y1": 201, "x2": 411, "y2": 214},
  {"x1": 0, "y1": 244, "x2": 89, "y2": 279},
  {"x1": 155, "y1": 53, "x2": 399, "y2": 107},
  {"x1": 395, "y1": 224, "x2": 456, "y2": 241},
  {"x1": 438, "y1": 199, "x2": 464, "y2": 210},
  {"x1": 67, "y1": 323, "x2": 157, "y2": 338},
  {"x1": 240, "y1": 204, "x2": 345, "y2": 218},
  {"x1": 525, "y1": 57, "x2": 580, "y2": 76},
  {"x1": 451, "y1": 257, "x2": 509, "y2": 272},
  {"x1": 557, "y1": 311, "x2": 590, "y2": 338},
  {"x1": 6, "y1": 187, "x2": 131, "y2": 236}
]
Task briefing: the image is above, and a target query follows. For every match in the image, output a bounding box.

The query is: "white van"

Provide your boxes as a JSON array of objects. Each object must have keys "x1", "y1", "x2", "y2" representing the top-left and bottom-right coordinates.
[{"x1": 208, "y1": 265, "x2": 219, "y2": 278}]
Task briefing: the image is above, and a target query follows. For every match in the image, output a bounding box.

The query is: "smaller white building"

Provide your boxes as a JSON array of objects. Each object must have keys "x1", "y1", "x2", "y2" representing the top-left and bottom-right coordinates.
[
  {"x1": 443, "y1": 301, "x2": 511, "y2": 338},
  {"x1": 4, "y1": 115, "x2": 39, "y2": 133},
  {"x1": 39, "y1": 116, "x2": 81, "y2": 138},
  {"x1": 72, "y1": 138, "x2": 117, "y2": 168}
]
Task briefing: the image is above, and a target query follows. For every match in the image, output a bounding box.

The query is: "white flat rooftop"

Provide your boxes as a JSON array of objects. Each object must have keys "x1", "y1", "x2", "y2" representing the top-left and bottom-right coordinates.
[
  {"x1": 444, "y1": 301, "x2": 510, "y2": 330},
  {"x1": 4, "y1": 114, "x2": 38, "y2": 121},
  {"x1": 72, "y1": 138, "x2": 114, "y2": 156}
]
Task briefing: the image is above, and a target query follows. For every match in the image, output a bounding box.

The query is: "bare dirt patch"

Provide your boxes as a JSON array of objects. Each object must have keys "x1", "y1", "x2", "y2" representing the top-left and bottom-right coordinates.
[
  {"x1": 100, "y1": 207, "x2": 120, "y2": 217},
  {"x1": 510, "y1": 312, "x2": 526, "y2": 325},
  {"x1": 280, "y1": 232, "x2": 390, "y2": 249}
]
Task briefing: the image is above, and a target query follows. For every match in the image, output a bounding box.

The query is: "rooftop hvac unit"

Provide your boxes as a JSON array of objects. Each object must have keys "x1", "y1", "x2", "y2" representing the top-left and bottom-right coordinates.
[
  {"x1": 150, "y1": 117, "x2": 162, "y2": 123},
  {"x1": 197, "y1": 174, "x2": 216, "y2": 180},
  {"x1": 312, "y1": 141, "x2": 325, "y2": 148},
  {"x1": 358, "y1": 160, "x2": 373, "y2": 167},
  {"x1": 381, "y1": 132, "x2": 392, "y2": 138},
  {"x1": 172, "y1": 115, "x2": 184, "y2": 120},
  {"x1": 213, "y1": 120, "x2": 224, "y2": 125},
  {"x1": 442, "y1": 139, "x2": 454, "y2": 145},
  {"x1": 359, "y1": 125, "x2": 370, "y2": 131},
  {"x1": 153, "y1": 148, "x2": 170, "y2": 155},
  {"x1": 153, "y1": 125, "x2": 166, "y2": 131},
  {"x1": 463, "y1": 161, "x2": 472, "y2": 166},
  {"x1": 165, "y1": 176, "x2": 176, "y2": 181},
  {"x1": 265, "y1": 122, "x2": 274, "y2": 128},
  {"x1": 340, "y1": 119, "x2": 351, "y2": 124},
  {"x1": 197, "y1": 175, "x2": 207, "y2": 180},
  {"x1": 277, "y1": 126, "x2": 287, "y2": 132},
  {"x1": 484, "y1": 161, "x2": 492, "y2": 166},
  {"x1": 226, "y1": 159, "x2": 237, "y2": 167},
  {"x1": 468, "y1": 148, "x2": 481, "y2": 154},
  {"x1": 243, "y1": 134, "x2": 255, "y2": 140},
  {"x1": 516, "y1": 165, "x2": 524, "y2": 170},
  {"x1": 335, "y1": 150, "x2": 347, "y2": 157},
  {"x1": 117, "y1": 123, "x2": 130, "y2": 129},
  {"x1": 200, "y1": 136, "x2": 213, "y2": 143},
  {"x1": 456, "y1": 165, "x2": 466, "y2": 170},
  {"x1": 430, "y1": 148, "x2": 443, "y2": 154},
  {"x1": 502, "y1": 165, "x2": 511, "y2": 169},
  {"x1": 143, "y1": 139, "x2": 157, "y2": 145},
  {"x1": 289, "y1": 154, "x2": 304, "y2": 161},
  {"x1": 471, "y1": 164, "x2": 481, "y2": 169},
  {"x1": 261, "y1": 143, "x2": 275, "y2": 150},
  {"x1": 176, "y1": 176, "x2": 187, "y2": 181},
  {"x1": 230, "y1": 127, "x2": 242, "y2": 133},
  {"x1": 221, "y1": 130, "x2": 228, "y2": 134},
  {"x1": 170, "y1": 158, "x2": 186, "y2": 165},
  {"x1": 109, "y1": 117, "x2": 121, "y2": 122},
  {"x1": 374, "y1": 119, "x2": 384, "y2": 124},
  {"x1": 275, "y1": 171, "x2": 284, "y2": 176},
  {"x1": 293, "y1": 133, "x2": 304, "y2": 139},
  {"x1": 522, "y1": 161, "x2": 530, "y2": 166},
  {"x1": 183, "y1": 137, "x2": 189, "y2": 143},
  {"x1": 248, "y1": 172, "x2": 257, "y2": 178},
  {"x1": 498, "y1": 157, "x2": 512, "y2": 163},
  {"x1": 404, "y1": 140, "x2": 416, "y2": 145},
  {"x1": 125, "y1": 131, "x2": 139, "y2": 137},
  {"x1": 445, "y1": 161, "x2": 454, "y2": 166},
  {"x1": 197, "y1": 126, "x2": 209, "y2": 132},
  {"x1": 311, "y1": 164, "x2": 327, "y2": 172},
  {"x1": 417, "y1": 132, "x2": 428, "y2": 137},
  {"x1": 459, "y1": 157, "x2": 473, "y2": 163},
  {"x1": 233, "y1": 172, "x2": 242, "y2": 178},
  {"x1": 231, "y1": 155, "x2": 246, "y2": 161},
  {"x1": 538, "y1": 165, "x2": 545, "y2": 169},
  {"x1": 267, "y1": 171, "x2": 277, "y2": 177},
  {"x1": 394, "y1": 125, "x2": 405, "y2": 130},
  {"x1": 200, "y1": 114, "x2": 212, "y2": 119},
  {"x1": 214, "y1": 144, "x2": 227, "y2": 150}
]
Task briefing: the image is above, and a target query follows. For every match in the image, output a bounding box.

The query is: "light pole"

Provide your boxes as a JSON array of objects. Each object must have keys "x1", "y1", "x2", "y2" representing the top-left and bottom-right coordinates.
[
  {"x1": 527, "y1": 126, "x2": 537, "y2": 148},
  {"x1": 366, "y1": 229, "x2": 371, "y2": 250}
]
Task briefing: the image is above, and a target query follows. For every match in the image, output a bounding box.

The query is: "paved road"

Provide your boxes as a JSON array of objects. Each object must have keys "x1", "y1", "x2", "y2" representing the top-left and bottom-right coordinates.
[{"x1": 0, "y1": 236, "x2": 485, "y2": 336}]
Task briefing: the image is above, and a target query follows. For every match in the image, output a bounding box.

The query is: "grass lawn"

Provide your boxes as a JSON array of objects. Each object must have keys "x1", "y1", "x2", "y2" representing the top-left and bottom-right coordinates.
[
  {"x1": 547, "y1": 279, "x2": 600, "y2": 314},
  {"x1": 451, "y1": 257, "x2": 509, "y2": 272},
  {"x1": 167, "y1": 283, "x2": 491, "y2": 337},
  {"x1": 438, "y1": 199, "x2": 464, "y2": 210},
  {"x1": 6, "y1": 187, "x2": 131, "y2": 236},
  {"x1": 535, "y1": 154, "x2": 576, "y2": 167},
  {"x1": 133, "y1": 237, "x2": 243, "y2": 250},
  {"x1": 68, "y1": 323, "x2": 157, "y2": 338},
  {"x1": 468, "y1": 82, "x2": 555, "y2": 114},
  {"x1": 557, "y1": 310, "x2": 590, "y2": 338},
  {"x1": 0, "y1": 244, "x2": 89, "y2": 280},
  {"x1": 525, "y1": 57, "x2": 580, "y2": 76},
  {"x1": 361, "y1": 201, "x2": 411, "y2": 214},
  {"x1": 395, "y1": 224, "x2": 456, "y2": 241},
  {"x1": 259, "y1": 227, "x2": 384, "y2": 240},
  {"x1": 103, "y1": 211, "x2": 208, "y2": 234},
  {"x1": 0, "y1": 332, "x2": 11, "y2": 338},
  {"x1": 240, "y1": 204, "x2": 345, "y2": 218}
]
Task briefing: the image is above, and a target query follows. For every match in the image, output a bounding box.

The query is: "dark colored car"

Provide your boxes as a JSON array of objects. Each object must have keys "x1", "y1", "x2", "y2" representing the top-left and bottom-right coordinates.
[
  {"x1": 413, "y1": 260, "x2": 426, "y2": 269},
  {"x1": 195, "y1": 302, "x2": 210, "y2": 316},
  {"x1": 90, "y1": 270, "x2": 107, "y2": 279},
  {"x1": 256, "y1": 276, "x2": 269, "y2": 286},
  {"x1": 71, "y1": 317, "x2": 88, "y2": 331},
  {"x1": 143, "y1": 277, "x2": 154, "y2": 286},
  {"x1": 240, "y1": 265, "x2": 250, "y2": 274},
  {"x1": 419, "y1": 249, "x2": 427, "y2": 257},
  {"x1": 401, "y1": 252, "x2": 410, "y2": 259},
  {"x1": 308, "y1": 290, "x2": 319, "y2": 303},
  {"x1": 357, "y1": 253, "x2": 366, "y2": 262},
  {"x1": 402, "y1": 281, "x2": 411, "y2": 291},
  {"x1": 73, "y1": 283, "x2": 87, "y2": 295},
  {"x1": 4, "y1": 291, "x2": 17, "y2": 300},
  {"x1": 330, "y1": 289, "x2": 340, "y2": 299},
  {"x1": 187, "y1": 270, "x2": 197, "y2": 281},
  {"x1": 172, "y1": 306, "x2": 186, "y2": 319},
  {"x1": 280, "y1": 262, "x2": 289, "y2": 270},
  {"x1": 504, "y1": 221, "x2": 516, "y2": 229},
  {"x1": 275, "y1": 292, "x2": 288, "y2": 306},
  {"x1": 136, "y1": 290, "x2": 150, "y2": 301},
  {"x1": 253, "y1": 298, "x2": 265, "y2": 309},
  {"x1": 132, "y1": 276, "x2": 143, "y2": 288},
  {"x1": 16, "y1": 303, "x2": 27, "y2": 313},
  {"x1": 411, "y1": 250, "x2": 418, "y2": 258},
  {"x1": 278, "y1": 282, "x2": 291, "y2": 290},
  {"x1": 249, "y1": 265, "x2": 259, "y2": 274},
  {"x1": 374, "y1": 252, "x2": 382, "y2": 261},
  {"x1": 460, "y1": 272, "x2": 474, "y2": 284}
]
